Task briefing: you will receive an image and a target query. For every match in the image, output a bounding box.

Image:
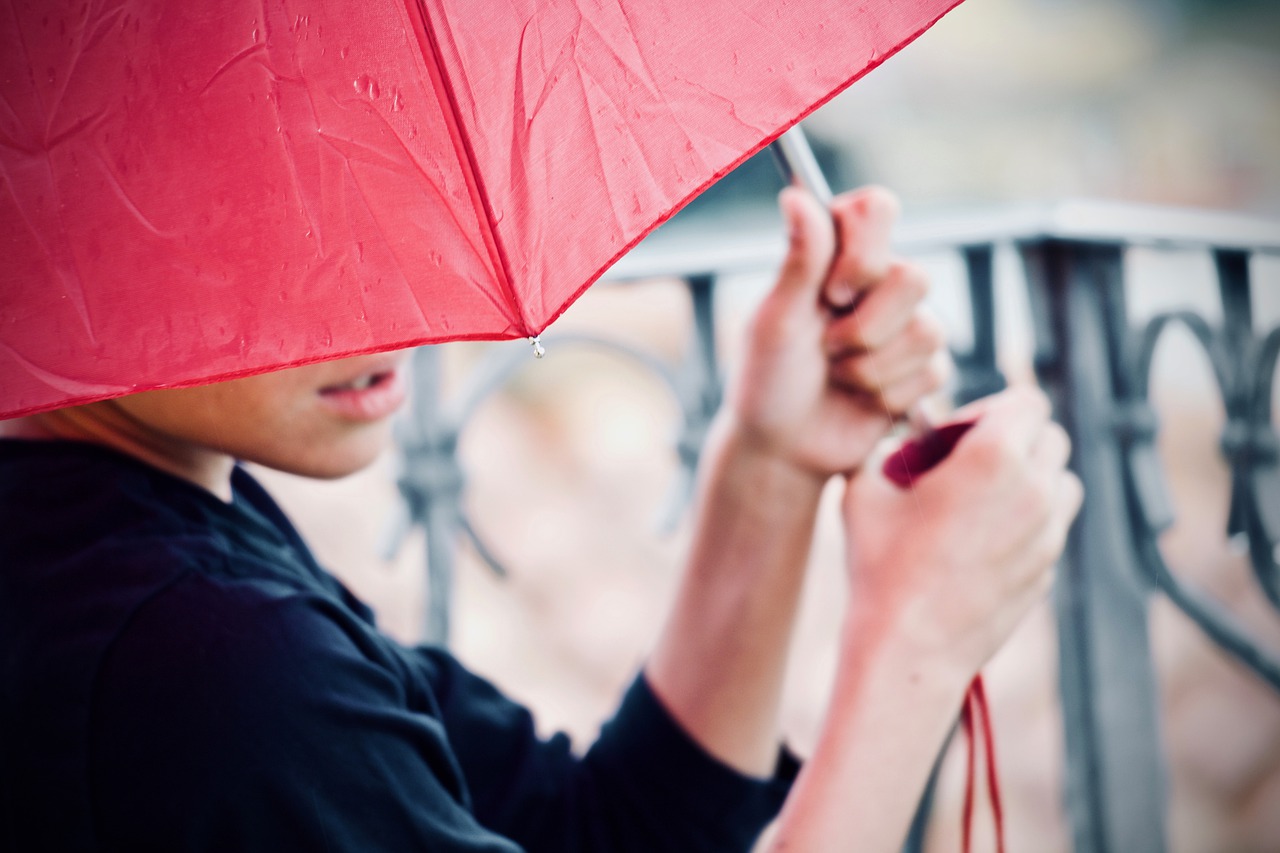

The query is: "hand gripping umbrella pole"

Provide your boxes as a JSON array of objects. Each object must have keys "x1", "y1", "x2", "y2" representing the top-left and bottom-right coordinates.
[
  {"x1": 770, "y1": 127, "x2": 937, "y2": 438},
  {"x1": 769, "y1": 125, "x2": 1005, "y2": 853}
]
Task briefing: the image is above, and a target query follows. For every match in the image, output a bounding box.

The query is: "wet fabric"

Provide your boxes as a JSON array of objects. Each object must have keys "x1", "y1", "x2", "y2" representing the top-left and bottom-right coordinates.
[
  {"x1": 0, "y1": 440, "x2": 797, "y2": 852},
  {"x1": 0, "y1": 0, "x2": 965, "y2": 418}
]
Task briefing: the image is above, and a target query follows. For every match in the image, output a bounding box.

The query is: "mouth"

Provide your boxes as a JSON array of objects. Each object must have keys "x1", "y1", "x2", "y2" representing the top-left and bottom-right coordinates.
[
  {"x1": 317, "y1": 366, "x2": 407, "y2": 422},
  {"x1": 321, "y1": 371, "x2": 394, "y2": 393}
]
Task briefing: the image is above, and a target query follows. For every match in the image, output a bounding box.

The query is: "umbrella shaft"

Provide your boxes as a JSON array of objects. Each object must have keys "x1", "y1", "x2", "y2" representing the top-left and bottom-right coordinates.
[{"x1": 770, "y1": 126, "x2": 834, "y2": 207}]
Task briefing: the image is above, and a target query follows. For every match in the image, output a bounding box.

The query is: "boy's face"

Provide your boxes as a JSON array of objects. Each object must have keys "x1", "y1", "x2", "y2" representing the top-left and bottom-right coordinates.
[{"x1": 99, "y1": 350, "x2": 412, "y2": 480}]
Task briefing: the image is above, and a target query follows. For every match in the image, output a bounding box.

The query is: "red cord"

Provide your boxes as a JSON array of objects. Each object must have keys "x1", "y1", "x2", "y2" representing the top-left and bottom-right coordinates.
[{"x1": 960, "y1": 674, "x2": 1004, "y2": 853}]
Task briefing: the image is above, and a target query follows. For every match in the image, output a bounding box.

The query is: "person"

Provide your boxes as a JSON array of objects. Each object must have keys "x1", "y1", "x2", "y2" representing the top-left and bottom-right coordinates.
[{"x1": 0, "y1": 185, "x2": 1082, "y2": 852}]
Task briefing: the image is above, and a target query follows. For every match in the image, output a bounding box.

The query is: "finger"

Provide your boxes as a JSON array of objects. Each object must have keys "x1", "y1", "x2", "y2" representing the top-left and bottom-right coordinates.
[
  {"x1": 831, "y1": 347, "x2": 931, "y2": 396},
  {"x1": 828, "y1": 311, "x2": 946, "y2": 387},
  {"x1": 877, "y1": 351, "x2": 954, "y2": 413},
  {"x1": 774, "y1": 186, "x2": 836, "y2": 302},
  {"x1": 831, "y1": 345, "x2": 950, "y2": 412},
  {"x1": 1027, "y1": 470, "x2": 1084, "y2": 580},
  {"x1": 956, "y1": 385, "x2": 1052, "y2": 464},
  {"x1": 822, "y1": 186, "x2": 900, "y2": 310},
  {"x1": 1029, "y1": 421, "x2": 1072, "y2": 480},
  {"x1": 1057, "y1": 470, "x2": 1085, "y2": 530},
  {"x1": 824, "y1": 262, "x2": 930, "y2": 356}
]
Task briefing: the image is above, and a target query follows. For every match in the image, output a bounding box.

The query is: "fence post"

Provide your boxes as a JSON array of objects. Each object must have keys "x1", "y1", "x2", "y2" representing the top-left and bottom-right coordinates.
[{"x1": 1021, "y1": 239, "x2": 1168, "y2": 853}]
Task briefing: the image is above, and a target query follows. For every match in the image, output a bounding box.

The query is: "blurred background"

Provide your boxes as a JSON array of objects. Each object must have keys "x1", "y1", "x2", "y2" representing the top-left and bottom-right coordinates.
[{"x1": 254, "y1": 1, "x2": 1280, "y2": 850}]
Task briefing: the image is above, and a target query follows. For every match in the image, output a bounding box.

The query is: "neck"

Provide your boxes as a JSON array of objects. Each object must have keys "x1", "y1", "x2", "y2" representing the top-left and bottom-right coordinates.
[{"x1": 1, "y1": 406, "x2": 236, "y2": 501}]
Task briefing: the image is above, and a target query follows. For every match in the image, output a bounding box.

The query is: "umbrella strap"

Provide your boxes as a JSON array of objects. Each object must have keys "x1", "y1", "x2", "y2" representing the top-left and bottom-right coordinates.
[{"x1": 959, "y1": 673, "x2": 1004, "y2": 853}]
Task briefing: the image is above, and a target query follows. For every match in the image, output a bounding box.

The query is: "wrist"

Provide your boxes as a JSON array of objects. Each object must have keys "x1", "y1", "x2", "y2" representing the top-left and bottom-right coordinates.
[
  {"x1": 840, "y1": 597, "x2": 976, "y2": 702},
  {"x1": 709, "y1": 412, "x2": 832, "y2": 498}
]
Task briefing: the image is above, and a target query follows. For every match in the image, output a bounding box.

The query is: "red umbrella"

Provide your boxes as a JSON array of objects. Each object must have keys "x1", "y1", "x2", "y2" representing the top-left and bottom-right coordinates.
[{"x1": 1, "y1": 0, "x2": 962, "y2": 418}]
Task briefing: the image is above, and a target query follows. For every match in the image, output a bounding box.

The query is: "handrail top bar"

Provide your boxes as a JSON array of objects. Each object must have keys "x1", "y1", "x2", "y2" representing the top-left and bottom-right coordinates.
[
  {"x1": 898, "y1": 198, "x2": 1280, "y2": 254},
  {"x1": 604, "y1": 198, "x2": 1280, "y2": 282}
]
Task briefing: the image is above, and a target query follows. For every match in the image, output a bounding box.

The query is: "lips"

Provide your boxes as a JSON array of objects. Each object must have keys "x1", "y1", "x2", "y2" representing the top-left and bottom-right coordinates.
[
  {"x1": 317, "y1": 365, "x2": 407, "y2": 422},
  {"x1": 326, "y1": 373, "x2": 381, "y2": 392}
]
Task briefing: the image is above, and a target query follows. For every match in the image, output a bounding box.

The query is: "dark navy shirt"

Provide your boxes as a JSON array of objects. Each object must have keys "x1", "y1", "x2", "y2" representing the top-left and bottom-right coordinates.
[{"x1": 0, "y1": 440, "x2": 796, "y2": 852}]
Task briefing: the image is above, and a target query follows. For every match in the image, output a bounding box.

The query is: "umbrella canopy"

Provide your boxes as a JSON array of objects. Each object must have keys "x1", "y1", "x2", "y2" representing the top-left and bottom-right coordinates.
[{"x1": 1, "y1": 0, "x2": 962, "y2": 418}]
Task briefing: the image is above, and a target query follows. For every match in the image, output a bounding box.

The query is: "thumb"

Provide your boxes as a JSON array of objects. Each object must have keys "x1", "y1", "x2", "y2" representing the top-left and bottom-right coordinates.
[
  {"x1": 773, "y1": 186, "x2": 836, "y2": 304},
  {"x1": 823, "y1": 186, "x2": 899, "y2": 309}
]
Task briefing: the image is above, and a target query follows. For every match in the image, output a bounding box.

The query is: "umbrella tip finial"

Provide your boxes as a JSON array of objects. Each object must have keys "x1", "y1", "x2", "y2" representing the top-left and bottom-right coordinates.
[{"x1": 530, "y1": 336, "x2": 545, "y2": 359}]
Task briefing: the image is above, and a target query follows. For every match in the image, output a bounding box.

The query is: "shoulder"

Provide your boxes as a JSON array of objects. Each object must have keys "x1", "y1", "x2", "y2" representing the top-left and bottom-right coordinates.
[
  {"x1": 94, "y1": 572, "x2": 402, "y2": 723},
  {"x1": 88, "y1": 576, "x2": 489, "y2": 849}
]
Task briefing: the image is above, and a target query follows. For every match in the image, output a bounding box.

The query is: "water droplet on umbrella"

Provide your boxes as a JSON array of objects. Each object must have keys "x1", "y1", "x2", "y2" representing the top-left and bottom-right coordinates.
[
  {"x1": 340, "y1": 46, "x2": 349, "y2": 59},
  {"x1": 427, "y1": 250, "x2": 443, "y2": 267},
  {"x1": 356, "y1": 241, "x2": 365, "y2": 262},
  {"x1": 354, "y1": 74, "x2": 379, "y2": 99},
  {"x1": 391, "y1": 89, "x2": 405, "y2": 112},
  {"x1": 251, "y1": 27, "x2": 258, "y2": 42}
]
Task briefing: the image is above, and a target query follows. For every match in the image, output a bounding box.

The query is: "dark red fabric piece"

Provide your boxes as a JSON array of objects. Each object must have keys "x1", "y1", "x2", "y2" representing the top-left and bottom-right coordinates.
[
  {"x1": 881, "y1": 420, "x2": 977, "y2": 489},
  {"x1": 882, "y1": 420, "x2": 1006, "y2": 853},
  {"x1": 1, "y1": 0, "x2": 966, "y2": 417}
]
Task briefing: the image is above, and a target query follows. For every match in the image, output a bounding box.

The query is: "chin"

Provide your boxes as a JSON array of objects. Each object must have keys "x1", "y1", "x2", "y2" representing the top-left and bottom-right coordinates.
[{"x1": 253, "y1": 428, "x2": 392, "y2": 480}]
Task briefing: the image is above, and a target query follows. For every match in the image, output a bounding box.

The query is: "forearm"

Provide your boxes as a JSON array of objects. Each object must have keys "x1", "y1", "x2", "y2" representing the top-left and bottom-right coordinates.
[
  {"x1": 766, "y1": 607, "x2": 971, "y2": 852},
  {"x1": 645, "y1": 414, "x2": 826, "y2": 777}
]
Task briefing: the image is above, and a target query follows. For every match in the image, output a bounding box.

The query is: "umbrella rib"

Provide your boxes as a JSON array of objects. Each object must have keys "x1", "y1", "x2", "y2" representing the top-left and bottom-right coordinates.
[
  {"x1": 311, "y1": 126, "x2": 514, "y2": 324},
  {"x1": 314, "y1": 95, "x2": 493, "y2": 277},
  {"x1": 403, "y1": 0, "x2": 528, "y2": 336}
]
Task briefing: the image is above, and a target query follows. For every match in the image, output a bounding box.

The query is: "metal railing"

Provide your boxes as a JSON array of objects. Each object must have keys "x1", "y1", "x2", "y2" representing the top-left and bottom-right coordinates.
[{"x1": 388, "y1": 199, "x2": 1280, "y2": 853}]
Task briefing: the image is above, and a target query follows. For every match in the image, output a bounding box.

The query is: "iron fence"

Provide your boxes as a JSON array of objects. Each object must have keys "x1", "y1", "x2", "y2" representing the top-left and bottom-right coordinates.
[{"x1": 388, "y1": 199, "x2": 1280, "y2": 853}]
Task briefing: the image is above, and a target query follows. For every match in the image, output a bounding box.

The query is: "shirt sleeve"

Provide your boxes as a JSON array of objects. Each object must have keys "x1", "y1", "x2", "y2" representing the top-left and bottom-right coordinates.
[
  {"x1": 416, "y1": 646, "x2": 799, "y2": 852},
  {"x1": 90, "y1": 574, "x2": 523, "y2": 853},
  {"x1": 90, "y1": 572, "x2": 797, "y2": 853}
]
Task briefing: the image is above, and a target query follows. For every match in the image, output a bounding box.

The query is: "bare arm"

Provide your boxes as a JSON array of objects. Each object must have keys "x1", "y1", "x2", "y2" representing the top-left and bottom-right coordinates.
[{"x1": 646, "y1": 186, "x2": 950, "y2": 775}]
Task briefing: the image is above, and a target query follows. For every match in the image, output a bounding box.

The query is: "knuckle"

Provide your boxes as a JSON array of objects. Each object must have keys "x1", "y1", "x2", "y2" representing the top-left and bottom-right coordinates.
[
  {"x1": 928, "y1": 351, "x2": 955, "y2": 389},
  {"x1": 1065, "y1": 472, "x2": 1086, "y2": 513},
  {"x1": 1021, "y1": 483, "x2": 1053, "y2": 525},
  {"x1": 881, "y1": 385, "x2": 912, "y2": 415},
  {"x1": 1022, "y1": 384, "x2": 1052, "y2": 417},
  {"x1": 859, "y1": 185, "x2": 901, "y2": 222},
  {"x1": 910, "y1": 312, "x2": 947, "y2": 351},
  {"x1": 1052, "y1": 422, "x2": 1074, "y2": 460},
  {"x1": 896, "y1": 260, "x2": 930, "y2": 300},
  {"x1": 1036, "y1": 533, "x2": 1065, "y2": 569},
  {"x1": 966, "y1": 433, "x2": 1007, "y2": 471}
]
